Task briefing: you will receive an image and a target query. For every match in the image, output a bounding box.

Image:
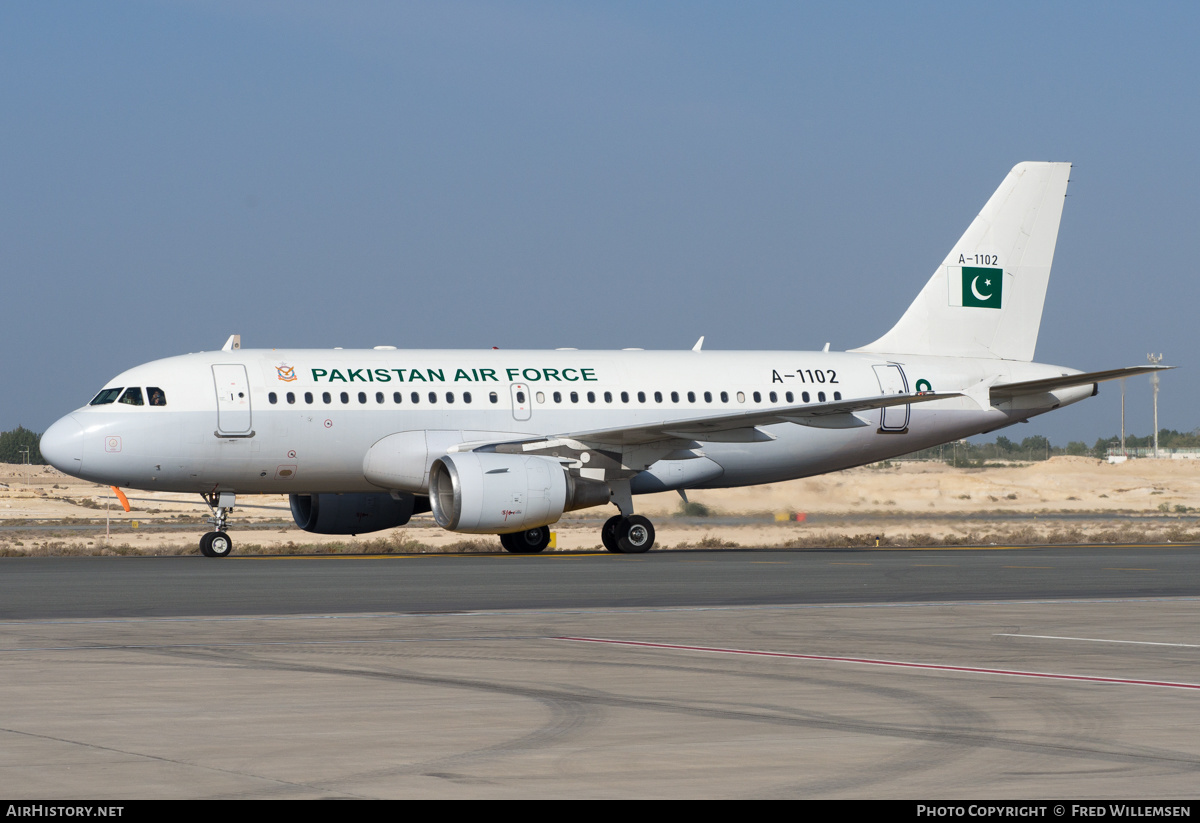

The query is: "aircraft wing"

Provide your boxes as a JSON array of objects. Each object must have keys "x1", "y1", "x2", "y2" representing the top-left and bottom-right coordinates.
[
  {"x1": 474, "y1": 391, "x2": 959, "y2": 450},
  {"x1": 990, "y1": 365, "x2": 1173, "y2": 402}
]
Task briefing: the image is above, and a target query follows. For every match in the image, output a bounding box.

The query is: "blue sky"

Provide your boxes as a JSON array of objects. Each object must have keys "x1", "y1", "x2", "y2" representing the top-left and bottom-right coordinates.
[{"x1": 2, "y1": 1, "x2": 1195, "y2": 445}]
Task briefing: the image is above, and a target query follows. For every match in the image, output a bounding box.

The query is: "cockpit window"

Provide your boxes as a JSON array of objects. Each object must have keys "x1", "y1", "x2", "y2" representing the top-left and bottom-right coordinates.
[
  {"x1": 118, "y1": 387, "x2": 144, "y2": 406},
  {"x1": 89, "y1": 388, "x2": 123, "y2": 405},
  {"x1": 148, "y1": 387, "x2": 166, "y2": 406}
]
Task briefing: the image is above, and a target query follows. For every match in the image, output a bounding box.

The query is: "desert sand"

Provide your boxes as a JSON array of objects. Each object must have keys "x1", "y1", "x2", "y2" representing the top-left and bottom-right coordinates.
[{"x1": 2, "y1": 457, "x2": 1198, "y2": 555}]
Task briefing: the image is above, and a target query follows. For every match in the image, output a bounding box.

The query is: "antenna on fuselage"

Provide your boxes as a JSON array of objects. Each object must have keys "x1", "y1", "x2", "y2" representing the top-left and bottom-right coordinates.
[{"x1": 222, "y1": 334, "x2": 241, "y2": 351}]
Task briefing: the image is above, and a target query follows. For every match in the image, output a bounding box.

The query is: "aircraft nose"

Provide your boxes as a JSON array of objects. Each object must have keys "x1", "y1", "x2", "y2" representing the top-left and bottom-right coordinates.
[{"x1": 41, "y1": 415, "x2": 84, "y2": 476}]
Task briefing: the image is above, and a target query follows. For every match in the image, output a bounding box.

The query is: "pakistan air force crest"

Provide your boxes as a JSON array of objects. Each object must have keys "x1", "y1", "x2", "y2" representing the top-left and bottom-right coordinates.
[{"x1": 276, "y1": 363, "x2": 298, "y2": 382}]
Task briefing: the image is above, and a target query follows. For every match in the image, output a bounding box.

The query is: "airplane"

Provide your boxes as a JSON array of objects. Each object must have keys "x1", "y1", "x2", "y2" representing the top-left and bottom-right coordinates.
[{"x1": 40, "y1": 161, "x2": 1167, "y2": 557}]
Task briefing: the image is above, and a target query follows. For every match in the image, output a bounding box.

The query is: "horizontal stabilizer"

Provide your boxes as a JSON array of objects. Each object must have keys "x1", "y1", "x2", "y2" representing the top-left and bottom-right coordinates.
[{"x1": 990, "y1": 365, "x2": 1173, "y2": 402}]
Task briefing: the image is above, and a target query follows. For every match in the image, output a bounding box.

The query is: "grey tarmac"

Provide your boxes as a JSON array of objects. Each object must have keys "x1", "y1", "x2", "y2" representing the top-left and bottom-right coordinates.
[{"x1": 2, "y1": 546, "x2": 1200, "y2": 798}]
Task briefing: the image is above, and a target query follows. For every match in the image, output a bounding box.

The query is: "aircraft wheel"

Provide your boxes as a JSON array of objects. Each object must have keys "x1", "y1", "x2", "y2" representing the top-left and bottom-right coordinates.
[
  {"x1": 207, "y1": 531, "x2": 233, "y2": 558},
  {"x1": 601, "y1": 515, "x2": 622, "y2": 553},
  {"x1": 501, "y1": 527, "x2": 549, "y2": 554},
  {"x1": 199, "y1": 532, "x2": 215, "y2": 557},
  {"x1": 616, "y1": 515, "x2": 655, "y2": 554}
]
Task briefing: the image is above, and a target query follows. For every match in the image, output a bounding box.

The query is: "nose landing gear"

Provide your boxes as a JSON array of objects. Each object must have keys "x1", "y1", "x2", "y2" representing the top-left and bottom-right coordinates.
[{"x1": 200, "y1": 492, "x2": 236, "y2": 558}]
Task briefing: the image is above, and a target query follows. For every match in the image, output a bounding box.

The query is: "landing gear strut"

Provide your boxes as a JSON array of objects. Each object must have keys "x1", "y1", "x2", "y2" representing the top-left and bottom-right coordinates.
[
  {"x1": 200, "y1": 492, "x2": 236, "y2": 558},
  {"x1": 499, "y1": 526, "x2": 551, "y2": 554}
]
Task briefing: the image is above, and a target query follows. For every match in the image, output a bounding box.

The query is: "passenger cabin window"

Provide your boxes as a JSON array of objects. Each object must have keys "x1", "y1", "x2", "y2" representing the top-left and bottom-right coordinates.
[
  {"x1": 737, "y1": 392, "x2": 746, "y2": 403},
  {"x1": 570, "y1": 391, "x2": 579, "y2": 403},
  {"x1": 535, "y1": 391, "x2": 544, "y2": 403},
  {"x1": 785, "y1": 391, "x2": 793, "y2": 403},
  {"x1": 802, "y1": 391, "x2": 810, "y2": 402},
  {"x1": 687, "y1": 391, "x2": 696, "y2": 403},
  {"x1": 305, "y1": 392, "x2": 314, "y2": 404},
  {"x1": 752, "y1": 391, "x2": 762, "y2": 403},
  {"x1": 268, "y1": 392, "x2": 278, "y2": 404},
  {"x1": 376, "y1": 392, "x2": 384, "y2": 404},
  {"x1": 654, "y1": 391, "x2": 663, "y2": 403},
  {"x1": 463, "y1": 392, "x2": 472, "y2": 404},
  {"x1": 833, "y1": 391, "x2": 841, "y2": 401},
  {"x1": 340, "y1": 392, "x2": 350, "y2": 404},
  {"x1": 287, "y1": 392, "x2": 296, "y2": 404},
  {"x1": 703, "y1": 391, "x2": 712, "y2": 403},
  {"x1": 553, "y1": 391, "x2": 562, "y2": 403},
  {"x1": 118, "y1": 387, "x2": 144, "y2": 406},
  {"x1": 411, "y1": 392, "x2": 420, "y2": 404},
  {"x1": 322, "y1": 392, "x2": 332, "y2": 404},
  {"x1": 516, "y1": 391, "x2": 526, "y2": 404},
  {"x1": 148, "y1": 387, "x2": 167, "y2": 406},
  {"x1": 358, "y1": 392, "x2": 367, "y2": 404},
  {"x1": 769, "y1": 391, "x2": 777, "y2": 403},
  {"x1": 393, "y1": 392, "x2": 402, "y2": 403},
  {"x1": 428, "y1": 392, "x2": 437, "y2": 403},
  {"x1": 446, "y1": 392, "x2": 455, "y2": 404},
  {"x1": 604, "y1": 391, "x2": 613, "y2": 403},
  {"x1": 621, "y1": 391, "x2": 629, "y2": 403},
  {"x1": 90, "y1": 388, "x2": 123, "y2": 405},
  {"x1": 489, "y1": 392, "x2": 499, "y2": 403},
  {"x1": 818, "y1": 391, "x2": 826, "y2": 402},
  {"x1": 720, "y1": 391, "x2": 729, "y2": 403},
  {"x1": 586, "y1": 391, "x2": 595, "y2": 403},
  {"x1": 670, "y1": 391, "x2": 679, "y2": 403}
]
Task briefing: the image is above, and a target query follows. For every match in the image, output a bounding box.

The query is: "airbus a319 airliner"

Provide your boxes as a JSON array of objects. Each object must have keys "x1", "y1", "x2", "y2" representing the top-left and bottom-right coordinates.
[{"x1": 41, "y1": 162, "x2": 1165, "y2": 556}]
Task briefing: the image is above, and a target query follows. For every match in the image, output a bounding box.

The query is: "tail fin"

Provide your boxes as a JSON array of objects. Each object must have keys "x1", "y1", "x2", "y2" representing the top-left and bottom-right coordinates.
[{"x1": 851, "y1": 161, "x2": 1071, "y2": 362}]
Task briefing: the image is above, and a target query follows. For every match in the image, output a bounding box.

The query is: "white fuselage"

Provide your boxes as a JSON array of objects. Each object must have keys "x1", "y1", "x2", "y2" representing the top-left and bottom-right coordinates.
[{"x1": 42, "y1": 347, "x2": 1089, "y2": 497}]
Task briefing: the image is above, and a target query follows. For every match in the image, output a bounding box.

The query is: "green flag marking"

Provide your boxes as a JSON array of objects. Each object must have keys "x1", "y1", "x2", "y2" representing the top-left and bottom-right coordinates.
[{"x1": 962, "y1": 266, "x2": 1002, "y2": 309}]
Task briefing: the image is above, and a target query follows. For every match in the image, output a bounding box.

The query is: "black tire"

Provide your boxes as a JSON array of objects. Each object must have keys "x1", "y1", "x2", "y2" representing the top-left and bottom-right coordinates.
[
  {"x1": 616, "y1": 515, "x2": 655, "y2": 554},
  {"x1": 208, "y1": 531, "x2": 233, "y2": 558},
  {"x1": 199, "y1": 532, "x2": 215, "y2": 557},
  {"x1": 501, "y1": 527, "x2": 550, "y2": 554},
  {"x1": 601, "y1": 515, "x2": 622, "y2": 553}
]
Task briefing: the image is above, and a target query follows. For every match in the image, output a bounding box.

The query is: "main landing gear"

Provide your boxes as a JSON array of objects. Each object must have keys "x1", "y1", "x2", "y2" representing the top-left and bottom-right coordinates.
[
  {"x1": 200, "y1": 492, "x2": 236, "y2": 558},
  {"x1": 601, "y1": 514, "x2": 656, "y2": 554},
  {"x1": 599, "y1": 477, "x2": 656, "y2": 553},
  {"x1": 499, "y1": 526, "x2": 551, "y2": 554}
]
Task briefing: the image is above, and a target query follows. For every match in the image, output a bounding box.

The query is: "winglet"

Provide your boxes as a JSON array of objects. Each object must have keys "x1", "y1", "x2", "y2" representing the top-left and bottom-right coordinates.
[
  {"x1": 692, "y1": 336, "x2": 704, "y2": 352},
  {"x1": 222, "y1": 334, "x2": 241, "y2": 351}
]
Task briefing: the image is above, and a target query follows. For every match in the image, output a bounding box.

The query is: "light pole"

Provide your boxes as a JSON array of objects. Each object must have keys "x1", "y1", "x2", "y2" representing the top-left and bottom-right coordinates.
[
  {"x1": 1147, "y1": 353, "x2": 1163, "y2": 458},
  {"x1": 1120, "y1": 377, "x2": 1126, "y2": 457}
]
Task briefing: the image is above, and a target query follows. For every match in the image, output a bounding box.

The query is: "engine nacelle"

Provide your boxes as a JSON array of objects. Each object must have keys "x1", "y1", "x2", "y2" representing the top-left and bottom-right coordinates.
[
  {"x1": 429, "y1": 452, "x2": 609, "y2": 534},
  {"x1": 289, "y1": 492, "x2": 421, "y2": 535}
]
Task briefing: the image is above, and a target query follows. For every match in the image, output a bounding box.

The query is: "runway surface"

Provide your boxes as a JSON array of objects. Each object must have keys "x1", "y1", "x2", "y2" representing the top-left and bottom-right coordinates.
[{"x1": 2, "y1": 545, "x2": 1200, "y2": 798}]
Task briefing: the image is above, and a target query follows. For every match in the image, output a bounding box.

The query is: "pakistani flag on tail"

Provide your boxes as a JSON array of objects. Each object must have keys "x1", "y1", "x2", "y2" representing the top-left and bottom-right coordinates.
[{"x1": 962, "y1": 266, "x2": 1002, "y2": 309}]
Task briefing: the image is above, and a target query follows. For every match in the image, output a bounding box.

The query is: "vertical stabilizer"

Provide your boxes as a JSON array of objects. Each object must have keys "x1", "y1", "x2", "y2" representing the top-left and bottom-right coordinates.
[{"x1": 851, "y1": 161, "x2": 1071, "y2": 362}]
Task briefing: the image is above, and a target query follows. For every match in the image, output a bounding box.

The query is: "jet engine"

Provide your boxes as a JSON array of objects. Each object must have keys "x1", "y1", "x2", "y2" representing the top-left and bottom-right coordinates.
[
  {"x1": 289, "y1": 492, "x2": 423, "y2": 535},
  {"x1": 429, "y1": 452, "x2": 609, "y2": 534}
]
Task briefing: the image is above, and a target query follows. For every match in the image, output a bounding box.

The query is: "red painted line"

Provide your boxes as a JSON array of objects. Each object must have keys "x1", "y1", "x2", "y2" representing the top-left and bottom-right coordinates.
[{"x1": 555, "y1": 637, "x2": 1200, "y2": 691}]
